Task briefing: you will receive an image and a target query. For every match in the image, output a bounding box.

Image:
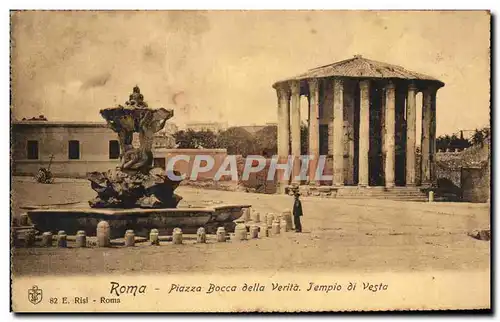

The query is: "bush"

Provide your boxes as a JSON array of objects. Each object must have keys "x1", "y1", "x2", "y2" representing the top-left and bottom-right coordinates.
[
  {"x1": 216, "y1": 127, "x2": 257, "y2": 157},
  {"x1": 173, "y1": 129, "x2": 217, "y2": 149}
]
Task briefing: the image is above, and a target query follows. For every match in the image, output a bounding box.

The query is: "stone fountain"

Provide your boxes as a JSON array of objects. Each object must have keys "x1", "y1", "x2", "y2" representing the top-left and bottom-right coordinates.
[
  {"x1": 23, "y1": 87, "x2": 250, "y2": 238},
  {"x1": 87, "y1": 86, "x2": 181, "y2": 209}
]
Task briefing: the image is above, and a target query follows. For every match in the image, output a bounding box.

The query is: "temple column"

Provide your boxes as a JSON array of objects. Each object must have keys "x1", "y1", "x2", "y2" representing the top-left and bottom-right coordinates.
[
  {"x1": 290, "y1": 81, "x2": 301, "y2": 184},
  {"x1": 332, "y1": 79, "x2": 344, "y2": 186},
  {"x1": 358, "y1": 80, "x2": 370, "y2": 187},
  {"x1": 344, "y1": 81, "x2": 355, "y2": 185},
  {"x1": 395, "y1": 86, "x2": 407, "y2": 186},
  {"x1": 276, "y1": 85, "x2": 290, "y2": 191},
  {"x1": 429, "y1": 87, "x2": 437, "y2": 184},
  {"x1": 277, "y1": 85, "x2": 290, "y2": 158},
  {"x1": 308, "y1": 79, "x2": 320, "y2": 185},
  {"x1": 421, "y1": 86, "x2": 435, "y2": 185},
  {"x1": 380, "y1": 87, "x2": 386, "y2": 183},
  {"x1": 384, "y1": 81, "x2": 396, "y2": 188},
  {"x1": 406, "y1": 83, "x2": 417, "y2": 186}
]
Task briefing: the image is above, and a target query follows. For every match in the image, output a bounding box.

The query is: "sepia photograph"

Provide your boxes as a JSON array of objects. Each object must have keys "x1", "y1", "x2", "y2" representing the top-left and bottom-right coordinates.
[{"x1": 9, "y1": 9, "x2": 491, "y2": 312}]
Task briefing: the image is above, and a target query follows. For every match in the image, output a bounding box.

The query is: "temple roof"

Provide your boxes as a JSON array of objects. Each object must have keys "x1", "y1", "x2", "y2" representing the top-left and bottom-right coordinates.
[{"x1": 273, "y1": 55, "x2": 445, "y2": 88}]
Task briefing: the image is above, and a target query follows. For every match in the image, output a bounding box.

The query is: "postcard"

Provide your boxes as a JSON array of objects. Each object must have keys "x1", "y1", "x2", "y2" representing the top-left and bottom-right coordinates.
[{"x1": 10, "y1": 10, "x2": 491, "y2": 312}]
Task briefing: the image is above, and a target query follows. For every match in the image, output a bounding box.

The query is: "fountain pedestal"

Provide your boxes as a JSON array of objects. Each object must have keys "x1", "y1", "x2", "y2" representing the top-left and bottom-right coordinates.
[
  {"x1": 21, "y1": 86, "x2": 252, "y2": 240},
  {"x1": 88, "y1": 86, "x2": 181, "y2": 209},
  {"x1": 24, "y1": 204, "x2": 250, "y2": 238}
]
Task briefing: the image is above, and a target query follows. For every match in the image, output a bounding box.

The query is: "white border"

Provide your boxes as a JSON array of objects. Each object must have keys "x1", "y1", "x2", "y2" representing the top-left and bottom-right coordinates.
[{"x1": 2, "y1": 1, "x2": 498, "y2": 320}]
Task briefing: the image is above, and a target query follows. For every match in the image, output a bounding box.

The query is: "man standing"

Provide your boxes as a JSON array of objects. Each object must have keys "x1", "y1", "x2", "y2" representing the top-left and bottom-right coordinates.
[{"x1": 292, "y1": 192, "x2": 303, "y2": 232}]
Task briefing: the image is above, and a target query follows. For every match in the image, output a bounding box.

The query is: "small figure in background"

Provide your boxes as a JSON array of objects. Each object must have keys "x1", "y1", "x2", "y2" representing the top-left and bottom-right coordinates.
[
  {"x1": 34, "y1": 154, "x2": 54, "y2": 184},
  {"x1": 292, "y1": 191, "x2": 303, "y2": 233}
]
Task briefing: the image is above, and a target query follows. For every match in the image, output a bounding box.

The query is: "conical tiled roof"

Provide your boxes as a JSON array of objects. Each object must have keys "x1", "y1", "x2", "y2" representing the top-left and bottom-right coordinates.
[{"x1": 273, "y1": 55, "x2": 444, "y2": 88}]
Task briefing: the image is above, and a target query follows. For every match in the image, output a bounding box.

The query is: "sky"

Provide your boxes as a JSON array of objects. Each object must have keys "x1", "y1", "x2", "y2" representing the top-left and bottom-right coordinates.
[{"x1": 10, "y1": 10, "x2": 490, "y2": 135}]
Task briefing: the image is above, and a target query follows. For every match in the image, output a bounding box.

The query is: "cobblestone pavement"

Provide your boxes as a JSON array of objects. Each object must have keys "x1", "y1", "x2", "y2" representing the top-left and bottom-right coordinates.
[{"x1": 11, "y1": 177, "x2": 490, "y2": 276}]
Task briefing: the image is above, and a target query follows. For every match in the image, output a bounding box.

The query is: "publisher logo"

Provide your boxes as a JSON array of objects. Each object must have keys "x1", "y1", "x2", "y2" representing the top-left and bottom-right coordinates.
[{"x1": 28, "y1": 285, "x2": 43, "y2": 305}]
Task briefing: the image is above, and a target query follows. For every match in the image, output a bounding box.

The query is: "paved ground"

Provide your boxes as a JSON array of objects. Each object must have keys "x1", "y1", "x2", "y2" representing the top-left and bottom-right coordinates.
[{"x1": 11, "y1": 177, "x2": 490, "y2": 276}]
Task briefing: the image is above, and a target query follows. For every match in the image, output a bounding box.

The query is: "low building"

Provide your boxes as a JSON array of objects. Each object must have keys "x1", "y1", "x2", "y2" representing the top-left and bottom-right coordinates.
[
  {"x1": 185, "y1": 121, "x2": 228, "y2": 132},
  {"x1": 11, "y1": 120, "x2": 177, "y2": 178}
]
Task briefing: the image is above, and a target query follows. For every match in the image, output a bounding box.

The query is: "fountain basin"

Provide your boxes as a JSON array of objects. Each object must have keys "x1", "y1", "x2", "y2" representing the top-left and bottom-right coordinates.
[{"x1": 22, "y1": 204, "x2": 251, "y2": 238}]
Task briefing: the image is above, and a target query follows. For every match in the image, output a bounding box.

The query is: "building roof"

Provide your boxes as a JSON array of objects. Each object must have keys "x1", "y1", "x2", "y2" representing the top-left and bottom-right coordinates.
[{"x1": 273, "y1": 55, "x2": 445, "y2": 88}]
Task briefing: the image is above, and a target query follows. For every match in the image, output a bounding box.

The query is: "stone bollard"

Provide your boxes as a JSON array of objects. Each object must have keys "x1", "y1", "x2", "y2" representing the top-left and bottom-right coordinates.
[
  {"x1": 41, "y1": 232, "x2": 53, "y2": 247},
  {"x1": 124, "y1": 230, "x2": 135, "y2": 247},
  {"x1": 266, "y1": 213, "x2": 274, "y2": 228},
  {"x1": 271, "y1": 219, "x2": 281, "y2": 236},
  {"x1": 262, "y1": 213, "x2": 268, "y2": 225},
  {"x1": 251, "y1": 211, "x2": 260, "y2": 223},
  {"x1": 75, "y1": 230, "x2": 86, "y2": 248},
  {"x1": 282, "y1": 209, "x2": 293, "y2": 231},
  {"x1": 97, "y1": 221, "x2": 111, "y2": 247},
  {"x1": 259, "y1": 224, "x2": 269, "y2": 238},
  {"x1": 242, "y1": 208, "x2": 251, "y2": 222},
  {"x1": 280, "y1": 219, "x2": 288, "y2": 234},
  {"x1": 234, "y1": 223, "x2": 247, "y2": 241},
  {"x1": 57, "y1": 231, "x2": 67, "y2": 248},
  {"x1": 429, "y1": 191, "x2": 434, "y2": 203},
  {"x1": 197, "y1": 227, "x2": 207, "y2": 243},
  {"x1": 24, "y1": 229, "x2": 36, "y2": 247},
  {"x1": 172, "y1": 228, "x2": 183, "y2": 245},
  {"x1": 149, "y1": 228, "x2": 160, "y2": 245},
  {"x1": 19, "y1": 213, "x2": 29, "y2": 226},
  {"x1": 216, "y1": 227, "x2": 226, "y2": 242},
  {"x1": 249, "y1": 225, "x2": 259, "y2": 239}
]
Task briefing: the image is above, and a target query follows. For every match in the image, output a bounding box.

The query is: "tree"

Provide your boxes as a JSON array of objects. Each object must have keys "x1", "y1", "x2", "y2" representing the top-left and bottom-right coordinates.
[
  {"x1": 173, "y1": 129, "x2": 217, "y2": 149},
  {"x1": 217, "y1": 127, "x2": 257, "y2": 156},
  {"x1": 436, "y1": 134, "x2": 452, "y2": 151},
  {"x1": 193, "y1": 129, "x2": 218, "y2": 148},
  {"x1": 471, "y1": 127, "x2": 490, "y2": 147},
  {"x1": 254, "y1": 125, "x2": 277, "y2": 156},
  {"x1": 436, "y1": 132, "x2": 471, "y2": 151},
  {"x1": 173, "y1": 130, "x2": 195, "y2": 149}
]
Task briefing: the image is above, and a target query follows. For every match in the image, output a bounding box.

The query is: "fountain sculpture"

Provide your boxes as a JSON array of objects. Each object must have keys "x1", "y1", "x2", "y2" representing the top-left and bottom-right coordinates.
[
  {"x1": 87, "y1": 86, "x2": 182, "y2": 209},
  {"x1": 22, "y1": 87, "x2": 250, "y2": 238}
]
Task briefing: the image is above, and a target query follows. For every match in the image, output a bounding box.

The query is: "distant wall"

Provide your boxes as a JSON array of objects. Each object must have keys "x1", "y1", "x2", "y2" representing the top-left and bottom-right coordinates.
[
  {"x1": 461, "y1": 166, "x2": 490, "y2": 203},
  {"x1": 154, "y1": 148, "x2": 229, "y2": 181},
  {"x1": 434, "y1": 141, "x2": 490, "y2": 202},
  {"x1": 435, "y1": 151, "x2": 467, "y2": 187},
  {"x1": 235, "y1": 156, "x2": 277, "y2": 194},
  {"x1": 153, "y1": 152, "x2": 279, "y2": 193}
]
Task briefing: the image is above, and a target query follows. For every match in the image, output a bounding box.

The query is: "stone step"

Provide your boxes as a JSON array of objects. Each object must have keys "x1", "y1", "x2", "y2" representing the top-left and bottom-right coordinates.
[
  {"x1": 335, "y1": 196, "x2": 429, "y2": 201},
  {"x1": 334, "y1": 192, "x2": 430, "y2": 201},
  {"x1": 336, "y1": 190, "x2": 425, "y2": 193},
  {"x1": 336, "y1": 192, "x2": 427, "y2": 197},
  {"x1": 308, "y1": 194, "x2": 428, "y2": 199},
  {"x1": 336, "y1": 189, "x2": 426, "y2": 193},
  {"x1": 292, "y1": 185, "x2": 440, "y2": 201}
]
